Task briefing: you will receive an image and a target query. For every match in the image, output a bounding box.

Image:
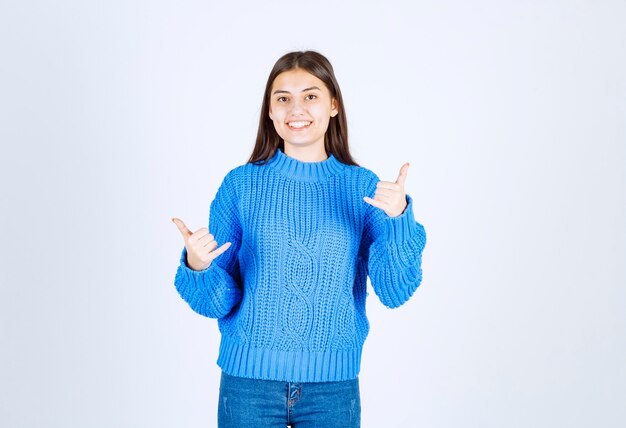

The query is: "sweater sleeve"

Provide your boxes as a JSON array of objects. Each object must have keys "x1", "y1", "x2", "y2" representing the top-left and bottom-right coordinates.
[
  {"x1": 362, "y1": 173, "x2": 427, "y2": 309},
  {"x1": 173, "y1": 170, "x2": 243, "y2": 318}
]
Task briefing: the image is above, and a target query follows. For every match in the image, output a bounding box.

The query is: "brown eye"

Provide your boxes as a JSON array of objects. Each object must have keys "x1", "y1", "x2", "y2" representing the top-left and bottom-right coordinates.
[
  {"x1": 277, "y1": 96, "x2": 288, "y2": 102},
  {"x1": 306, "y1": 94, "x2": 317, "y2": 100}
]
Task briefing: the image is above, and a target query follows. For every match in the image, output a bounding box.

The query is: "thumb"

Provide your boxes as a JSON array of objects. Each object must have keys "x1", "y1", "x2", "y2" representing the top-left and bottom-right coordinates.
[
  {"x1": 395, "y1": 162, "x2": 410, "y2": 188},
  {"x1": 172, "y1": 217, "x2": 192, "y2": 240}
]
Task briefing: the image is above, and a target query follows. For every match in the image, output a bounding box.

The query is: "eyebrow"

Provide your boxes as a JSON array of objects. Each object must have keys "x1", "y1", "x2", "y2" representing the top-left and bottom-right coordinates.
[{"x1": 272, "y1": 86, "x2": 322, "y2": 95}]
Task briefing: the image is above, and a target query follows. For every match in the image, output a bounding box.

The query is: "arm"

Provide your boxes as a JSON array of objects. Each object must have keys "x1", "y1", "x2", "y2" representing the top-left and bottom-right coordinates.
[
  {"x1": 174, "y1": 171, "x2": 243, "y2": 318},
  {"x1": 363, "y1": 177, "x2": 427, "y2": 309}
]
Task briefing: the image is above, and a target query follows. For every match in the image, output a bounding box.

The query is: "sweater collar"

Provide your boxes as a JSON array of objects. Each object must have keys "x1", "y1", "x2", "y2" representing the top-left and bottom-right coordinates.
[{"x1": 265, "y1": 147, "x2": 346, "y2": 182}]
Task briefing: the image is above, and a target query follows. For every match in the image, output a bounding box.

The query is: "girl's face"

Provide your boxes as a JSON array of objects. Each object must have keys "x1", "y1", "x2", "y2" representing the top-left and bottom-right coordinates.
[{"x1": 269, "y1": 68, "x2": 338, "y2": 153}]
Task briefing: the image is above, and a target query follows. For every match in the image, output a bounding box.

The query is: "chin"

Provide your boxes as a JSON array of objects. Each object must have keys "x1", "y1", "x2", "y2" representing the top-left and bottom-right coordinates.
[{"x1": 284, "y1": 140, "x2": 312, "y2": 147}]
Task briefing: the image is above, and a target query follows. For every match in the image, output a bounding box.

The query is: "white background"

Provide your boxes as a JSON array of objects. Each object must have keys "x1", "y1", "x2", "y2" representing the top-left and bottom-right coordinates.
[{"x1": 1, "y1": 1, "x2": 625, "y2": 427}]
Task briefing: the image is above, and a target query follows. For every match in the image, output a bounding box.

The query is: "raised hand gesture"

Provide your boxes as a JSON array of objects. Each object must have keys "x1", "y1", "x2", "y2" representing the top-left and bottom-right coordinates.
[
  {"x1": 363, "y1": 163, "x2": 410, "y2": 218},
  {"x1": 172, "y1": 217, "x2": 231, "y2": 271}
]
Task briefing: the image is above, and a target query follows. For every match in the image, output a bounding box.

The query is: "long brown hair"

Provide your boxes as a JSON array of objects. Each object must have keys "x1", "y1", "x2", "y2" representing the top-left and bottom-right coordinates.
[{"x1": 246, "y1": 50, "x2": 360, "y2": 167}]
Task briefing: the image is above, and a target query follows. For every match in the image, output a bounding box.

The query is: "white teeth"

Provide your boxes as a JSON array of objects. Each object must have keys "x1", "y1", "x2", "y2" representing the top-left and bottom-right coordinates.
[{"x1": 288, "y1": 121, "x2": 311, "y2": 128}]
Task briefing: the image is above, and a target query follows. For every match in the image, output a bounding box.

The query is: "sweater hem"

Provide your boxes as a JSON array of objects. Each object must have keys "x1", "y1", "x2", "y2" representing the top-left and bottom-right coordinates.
[{"x1": 216, "y1": 336, "x2": 363, "y2": 383}]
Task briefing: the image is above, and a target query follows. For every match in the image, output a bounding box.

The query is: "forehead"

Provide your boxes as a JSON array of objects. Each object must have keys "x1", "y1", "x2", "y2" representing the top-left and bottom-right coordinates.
[{"x1": 271, "y1": 68, "x2": 328, "y2": 92}]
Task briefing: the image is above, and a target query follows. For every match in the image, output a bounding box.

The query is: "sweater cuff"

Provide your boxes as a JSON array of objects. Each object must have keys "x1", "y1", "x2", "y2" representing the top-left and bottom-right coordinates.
[
  {"x1": 179, "y1": 246, "x2": 210, "y2": 274},
  {"x1": 381, "y1": 194, "x2": 420, "y2": 242}
]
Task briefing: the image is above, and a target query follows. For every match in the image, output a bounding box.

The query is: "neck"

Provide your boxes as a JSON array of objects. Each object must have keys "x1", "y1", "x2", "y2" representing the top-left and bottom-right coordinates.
[{"x1": 283, "y1": 142, "x2": 328, "y2": 162}]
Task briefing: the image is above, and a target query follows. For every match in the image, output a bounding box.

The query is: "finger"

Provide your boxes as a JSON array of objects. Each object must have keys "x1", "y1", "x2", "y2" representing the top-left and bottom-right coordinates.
[
  {"x1": 375, "y1": 181, "x2": 400, "y2": 191},
  {"x1": 373, "y1": 194, "x2": 394, "y2": 204},
  {"x1": 204, "y1": 240, "x2": 218, "y2": 252},
  {"x1": 363, "y1": 196, "x2": 386, "y2": 210},
  {"x1": 209, "y1": 241, "x2": 232, "y2": 260},
  {"x1": 188, "y1": 227, "x2": 209, "y2": 244},
  {"x1": 196, "y1": 233, "x2": 216, "y2": 248},
  {"x1": 172, "y1": 217, "x2": 193, "y2": 239},
  {"x1": 395, "y1": 163, "x2": 410, "y2": 187},
  {"x1": 374, "y1": 188, "x2": 396, "y2": 198},
  {"x1": 195, "y1": 240, "x2": 217, "y2": 257}
]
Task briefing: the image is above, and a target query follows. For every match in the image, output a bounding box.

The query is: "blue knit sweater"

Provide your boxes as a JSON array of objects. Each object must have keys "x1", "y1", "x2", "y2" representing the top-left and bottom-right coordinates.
[{"x1": 174, "y1": 147, "x2": 427, "y2": 382}]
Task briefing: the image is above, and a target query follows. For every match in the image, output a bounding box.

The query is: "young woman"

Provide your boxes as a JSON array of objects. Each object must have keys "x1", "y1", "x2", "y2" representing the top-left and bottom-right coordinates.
[{"x1": 172, "y1": 50, "x2": 427, "y2": 427}]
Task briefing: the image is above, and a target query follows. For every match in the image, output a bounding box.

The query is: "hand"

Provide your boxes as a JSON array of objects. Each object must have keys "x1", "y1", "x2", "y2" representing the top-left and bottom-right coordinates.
[
  {"x1": 172, "y1": 217, "x2": 232, "y2": 271},
  {"x1": 363, "y1": 163, "x2": 410, "y2": 218}
]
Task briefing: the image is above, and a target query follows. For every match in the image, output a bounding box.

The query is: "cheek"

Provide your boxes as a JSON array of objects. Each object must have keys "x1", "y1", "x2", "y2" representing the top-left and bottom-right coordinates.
[
  {"x1": 313, "y1": 112, "x2": 331, "y2": 126},
  {"x1": 311, "y1": 104, "x2": 332, "y2": 118},
  {"x1": 270, "y1": 105, "x2": 286, "y2": 120}
]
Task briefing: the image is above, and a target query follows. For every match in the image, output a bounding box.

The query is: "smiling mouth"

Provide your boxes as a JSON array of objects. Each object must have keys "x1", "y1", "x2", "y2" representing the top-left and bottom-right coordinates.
[{"x1": 287, "y1": 121, "x2": 312, "y2": 130}]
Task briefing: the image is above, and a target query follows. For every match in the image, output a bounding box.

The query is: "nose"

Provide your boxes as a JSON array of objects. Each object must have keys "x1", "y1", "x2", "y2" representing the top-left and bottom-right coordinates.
[{"x1": 290, "y1": 98, "x2": 306, "y2": 115}]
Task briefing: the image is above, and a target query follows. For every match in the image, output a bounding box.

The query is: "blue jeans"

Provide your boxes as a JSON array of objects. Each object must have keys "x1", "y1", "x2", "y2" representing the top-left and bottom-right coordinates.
[{"x1": 218, "y1": 371, "x2": 361, "y2": 427}]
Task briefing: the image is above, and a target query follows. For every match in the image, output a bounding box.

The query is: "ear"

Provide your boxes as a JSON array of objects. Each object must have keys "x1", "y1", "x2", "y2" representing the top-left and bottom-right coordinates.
[
  {"x1": 331, "y1": 97, "x2": 339, "y2": 117},
  {"x1": 269, "y1": 106, "x2": 273, "y2": 120}
]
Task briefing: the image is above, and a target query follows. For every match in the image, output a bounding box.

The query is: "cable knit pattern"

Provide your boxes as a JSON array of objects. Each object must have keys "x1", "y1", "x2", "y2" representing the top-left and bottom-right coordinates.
[{"x1": 174, "y1": 147, "x2": 427, "y2": 382}]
